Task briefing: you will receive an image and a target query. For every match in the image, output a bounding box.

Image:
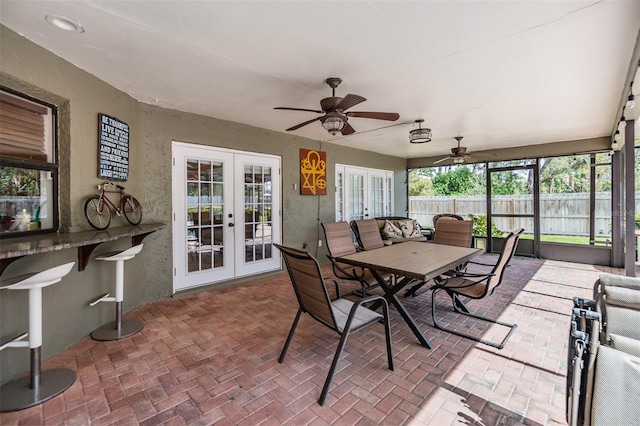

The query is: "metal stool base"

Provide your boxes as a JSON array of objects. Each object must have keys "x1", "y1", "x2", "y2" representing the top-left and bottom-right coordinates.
[
  {"x1": 90, "y1": 320, "x2": 143, "y2": 341},
  {"x1": 0, "y1": 368, "x2": 76, "y2": 412}
]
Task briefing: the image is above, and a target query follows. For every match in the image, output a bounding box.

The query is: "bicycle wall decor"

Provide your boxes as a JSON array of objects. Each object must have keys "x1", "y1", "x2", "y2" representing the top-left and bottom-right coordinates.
[{"x1": 84, "y1": 182, "x2": 142, "y2": 230}]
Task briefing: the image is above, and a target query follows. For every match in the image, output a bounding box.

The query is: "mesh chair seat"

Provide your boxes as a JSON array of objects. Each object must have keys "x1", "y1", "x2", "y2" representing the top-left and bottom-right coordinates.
[
  {"x1": 331, "y1": 298, "x2": 383, "y2": 333},
  {"x1": 439, "y1": 276, "x2": 489, "y2": 298}
]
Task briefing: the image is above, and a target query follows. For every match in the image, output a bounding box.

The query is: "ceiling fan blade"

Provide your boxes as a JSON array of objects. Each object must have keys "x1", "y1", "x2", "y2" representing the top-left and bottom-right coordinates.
[
  {"x1": 346, "y1": 111, "x2": 400, "y2": 121},
  {"x1": 286, "y1": 116, "x2": 322, "y2": 131},
  {"x1": 341, "y1": 122, "x2": 356, "y2": 135},
  {"x1": 335, "y1": 94, "x2": 366, "y2": 111},
  {"x1": 433, "y1": 156, "x2": 452, "y2": 165},
  {"x1": 465, "y1": 155, "x2": 479, "y2": 163},
  {"x1": 275, "y1": 107, "x2": 324, "y2": 114}
]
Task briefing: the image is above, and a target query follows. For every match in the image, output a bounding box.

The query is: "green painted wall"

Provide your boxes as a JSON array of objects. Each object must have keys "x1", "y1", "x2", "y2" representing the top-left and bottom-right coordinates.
[{"x1": 0, "y1": 25, "x2": 406, "y2": 383}]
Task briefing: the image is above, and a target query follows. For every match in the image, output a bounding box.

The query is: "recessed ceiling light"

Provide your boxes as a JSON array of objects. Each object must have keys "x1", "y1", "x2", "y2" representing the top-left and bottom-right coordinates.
[{"x1": 45, "y1": 15, "x2": 85, "y2": 33}]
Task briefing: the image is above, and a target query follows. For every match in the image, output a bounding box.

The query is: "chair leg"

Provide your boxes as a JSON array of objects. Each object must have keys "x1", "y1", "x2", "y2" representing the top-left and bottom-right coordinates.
[
  {"x1": 381, "y1": 300, "x2": 394, "y2": 371},
  {"x1": 431, "y1": 288, "x2": 518, "y2": 350},
  {"x1": 319, "y1": 328, "x2": 351, "y2": 406},
  {"x1": 278, "y1": 309, "x2": 302, "y2": 363}
]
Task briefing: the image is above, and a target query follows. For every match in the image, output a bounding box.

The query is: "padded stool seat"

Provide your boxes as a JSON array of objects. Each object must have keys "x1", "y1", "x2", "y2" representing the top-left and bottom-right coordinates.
[
  {"x1": 0, "y1": 262, "x2": 76, "y2": 412},
  {"x1": 90, "y1": 244, "x2": 144, "y2": 341}
]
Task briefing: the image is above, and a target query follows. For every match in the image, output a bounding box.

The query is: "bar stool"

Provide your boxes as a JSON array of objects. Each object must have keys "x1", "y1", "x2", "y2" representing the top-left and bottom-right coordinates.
[
  {"x1": 89, "y1": 244, "x2": 144, "y2": 341},
  {"x1": 0, "y1": 262, "x2": 76, "y2": 412}
]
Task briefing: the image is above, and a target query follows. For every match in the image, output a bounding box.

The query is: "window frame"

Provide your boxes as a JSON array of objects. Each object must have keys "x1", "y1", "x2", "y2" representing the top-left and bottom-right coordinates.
[{"x1": 0, "y1": 86, "x2": 59, "y2": 238}]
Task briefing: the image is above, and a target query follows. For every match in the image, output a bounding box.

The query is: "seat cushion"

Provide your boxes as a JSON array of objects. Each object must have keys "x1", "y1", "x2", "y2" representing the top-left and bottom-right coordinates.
[{"x1": 331, "y1": 298, "x2": 382, "y2": 333}]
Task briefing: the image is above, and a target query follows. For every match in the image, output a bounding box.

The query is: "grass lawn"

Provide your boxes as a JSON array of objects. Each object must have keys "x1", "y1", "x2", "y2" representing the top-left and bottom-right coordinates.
[{"x1": 518, "y1": 233, "x2": 611, "y2": 246}]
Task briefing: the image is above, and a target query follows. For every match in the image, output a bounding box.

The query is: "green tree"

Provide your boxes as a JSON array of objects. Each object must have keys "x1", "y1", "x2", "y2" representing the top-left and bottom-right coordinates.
[
  {"x1": 490, "y1": 169, "x2": 529, "y2": 195},
  {"x1": 432, "y1": 166, "x2": 476, "y2": 195},
  {"x1": 408, "y1": 169, "x2": 433, "y2": 196}
]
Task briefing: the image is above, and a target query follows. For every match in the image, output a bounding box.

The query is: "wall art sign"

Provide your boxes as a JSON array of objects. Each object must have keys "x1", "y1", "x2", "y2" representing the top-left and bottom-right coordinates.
[
  {"x1": 98, "y1": 113, "x2": 129, "y2": 181},
  {"x1": 300, "y1": 148, "x2": 327, "y2": 195}
]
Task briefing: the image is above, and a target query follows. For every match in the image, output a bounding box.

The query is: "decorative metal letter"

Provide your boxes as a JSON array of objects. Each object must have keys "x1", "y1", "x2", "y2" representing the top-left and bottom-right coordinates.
[{"x1": 300, "y1": 148, "x2": 327, "y2": 195}]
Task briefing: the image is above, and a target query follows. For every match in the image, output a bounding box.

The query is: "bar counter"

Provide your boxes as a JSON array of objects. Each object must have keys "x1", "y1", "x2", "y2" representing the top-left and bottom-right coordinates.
[{"x1": 0, "y1": 223, "x2": 165, "y2": 275}]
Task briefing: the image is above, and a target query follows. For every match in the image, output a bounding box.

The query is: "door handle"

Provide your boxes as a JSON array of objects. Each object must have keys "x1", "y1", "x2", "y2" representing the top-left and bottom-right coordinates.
[{"x1": 228, "y1": 223, "x2": 235, "y2": 227}]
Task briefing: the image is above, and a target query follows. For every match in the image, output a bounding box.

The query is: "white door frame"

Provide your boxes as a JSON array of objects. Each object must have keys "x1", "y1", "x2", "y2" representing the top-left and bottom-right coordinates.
[
  {"x1": 172, "y1": 142, "x2": 281, "y2": 292},
  {"x1": 335, "y1": 164, "x2": 394, "y2": 221}
]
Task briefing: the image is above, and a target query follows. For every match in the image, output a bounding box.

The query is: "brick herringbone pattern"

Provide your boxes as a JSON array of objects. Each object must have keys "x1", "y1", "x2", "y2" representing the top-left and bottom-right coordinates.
[{"x1": 0, "y1": 256, "x2": 632, "y2": 425}]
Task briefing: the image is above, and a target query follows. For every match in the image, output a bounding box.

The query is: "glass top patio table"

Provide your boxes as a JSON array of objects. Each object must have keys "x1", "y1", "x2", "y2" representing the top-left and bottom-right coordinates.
[{"x1": 336, "y1": 241, "x2": 482, "y2": 348}]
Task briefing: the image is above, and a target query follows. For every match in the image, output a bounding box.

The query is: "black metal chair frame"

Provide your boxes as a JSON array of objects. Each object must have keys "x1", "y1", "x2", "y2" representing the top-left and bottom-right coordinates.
[{"x1": 274, "y1": 243, "x2": 394, "y2": 405}]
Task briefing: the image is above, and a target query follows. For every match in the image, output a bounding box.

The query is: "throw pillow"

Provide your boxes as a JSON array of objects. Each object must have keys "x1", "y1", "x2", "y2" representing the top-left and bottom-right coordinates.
[
  {"x1": 382, "y1": 220, "x2": 403, "y2": 239},
  {"x1": 398, "y1": 219, "x2": 423, "y2": 238}
]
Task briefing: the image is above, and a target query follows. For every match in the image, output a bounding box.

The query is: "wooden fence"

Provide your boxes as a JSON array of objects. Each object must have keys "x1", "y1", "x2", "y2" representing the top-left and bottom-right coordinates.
[{"x1": 409, "y1": 193, "x2": 640, "y2": 238}]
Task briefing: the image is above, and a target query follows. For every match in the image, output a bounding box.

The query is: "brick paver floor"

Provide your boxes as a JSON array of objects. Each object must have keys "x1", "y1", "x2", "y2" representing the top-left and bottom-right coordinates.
[{"x1": 0, "y1": 254, "x2": 633, "y2": 425}]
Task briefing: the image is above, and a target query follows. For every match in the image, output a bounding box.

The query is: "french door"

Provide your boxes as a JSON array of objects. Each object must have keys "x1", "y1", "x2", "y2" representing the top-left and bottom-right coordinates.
[
  {"x1": 172, "y1": 142, "x2": 281, "y2": 292},
  {"x1": 335, "y1": 164, "x2": 393, "y2": 222}
]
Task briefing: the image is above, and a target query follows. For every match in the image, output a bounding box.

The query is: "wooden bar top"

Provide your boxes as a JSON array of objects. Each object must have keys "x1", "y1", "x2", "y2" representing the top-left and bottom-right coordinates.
[{"x1": 0, "y1": 223, "x2": 165, "y2": 273}]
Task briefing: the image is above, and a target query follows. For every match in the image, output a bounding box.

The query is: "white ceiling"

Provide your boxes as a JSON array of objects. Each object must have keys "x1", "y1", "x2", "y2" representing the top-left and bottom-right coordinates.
[{"x1": 1, "y1": 1, "x2": 639, "y2": 160}]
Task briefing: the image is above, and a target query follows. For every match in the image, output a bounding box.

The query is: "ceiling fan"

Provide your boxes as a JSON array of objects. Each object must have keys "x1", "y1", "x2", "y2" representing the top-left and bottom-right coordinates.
[
  {"x1": 274, "y1": 78, "x2": 400, "y2": 136},
  {"x1": 433, "y1": 137, "x2": 478, "y2": 165}
]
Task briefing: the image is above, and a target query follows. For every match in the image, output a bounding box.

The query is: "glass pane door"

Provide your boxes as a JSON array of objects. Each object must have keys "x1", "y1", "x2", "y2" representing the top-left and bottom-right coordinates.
[
  {"x1": 369, "y1": 172, "x2": 385, "y2": 218},
  {"x1": 174, "y1": 144, "x2": 234, "y2": 291},
  {"x1": 186, "y1": 159, "x2": 225, "y2": 273},
  {"x1": 346, "y1": 167, "x2": 366, "y2": 221},
  {"x1": 488, "y1": 162, "x2": 538, "y2": 256},
  {"x1": 243, "y1": 164, "x2": 272, "y2": 263},
  {"x1": 234, "y1": 154, "x2": 281, "y2": 277}
]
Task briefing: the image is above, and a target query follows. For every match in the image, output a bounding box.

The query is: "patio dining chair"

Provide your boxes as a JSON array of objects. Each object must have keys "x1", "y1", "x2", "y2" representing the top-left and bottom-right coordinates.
[
  {"x1": 350, "y1": 219, "x2": 386, "y2": 250},
  {"x1": 433, "y1": 213, "x2": 464, "y2": 224},
  {"x1": 404, "y1": 219, "x2": 474, "y2": 297},
  {"x1": 429, "y1": 228, "x2": 524, "y2": 349},
  {"x1": 433, "y1": 218, "x2": 473, "y2": 247},
  {"x1": 273, "y1": 244, "x2": 393, "y2": 405},
  {"x1": 321, "y1": 221, "x2": 383, "y2": 296}
]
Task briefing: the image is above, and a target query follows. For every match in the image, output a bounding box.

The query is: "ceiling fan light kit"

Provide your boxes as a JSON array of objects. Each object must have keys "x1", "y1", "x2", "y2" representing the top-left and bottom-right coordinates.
[
  {"x1": 433, "y1": 136, "x2": 477, "y2": 165},
  {"x1": 321, "y1": 113, "x2": 345, "y2": 135},
  {"x1": 409, "y1": 119, "x2": 432, "y2": 143},
  {"x1": 275, "y1": 77, "x2": 399, "y2": 136}
]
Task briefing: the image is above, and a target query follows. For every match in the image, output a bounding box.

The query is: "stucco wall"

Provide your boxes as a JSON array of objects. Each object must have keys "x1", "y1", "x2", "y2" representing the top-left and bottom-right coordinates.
[
  {"x1": 139, "y1": 104, "x2": 406, "y2": 301},
  {"x1": 0, "y1": 25, "x2": 406, "y2": 383}
]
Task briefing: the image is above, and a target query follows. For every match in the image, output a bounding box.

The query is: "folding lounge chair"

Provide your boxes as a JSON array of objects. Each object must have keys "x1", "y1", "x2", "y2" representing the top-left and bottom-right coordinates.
[
  {"x1": 566, "y1": 274, "x2": 640, "y2": 426},
  {"x1": 273, "y1": 244, "x2": 393, "y2": 405}
]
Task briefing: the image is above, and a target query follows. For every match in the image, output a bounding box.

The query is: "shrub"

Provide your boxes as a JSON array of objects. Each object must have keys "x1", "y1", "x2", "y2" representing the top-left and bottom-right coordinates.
[{"x1": 468, "y1": 213, "x2": 503, "y2": 237}]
